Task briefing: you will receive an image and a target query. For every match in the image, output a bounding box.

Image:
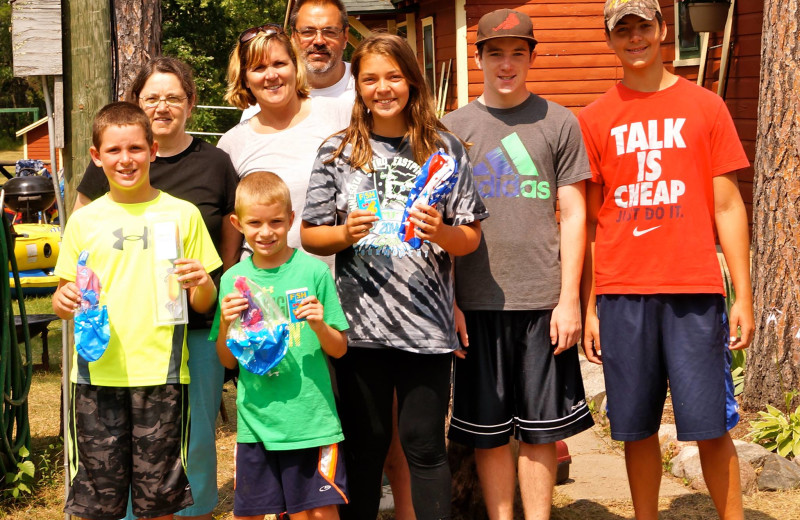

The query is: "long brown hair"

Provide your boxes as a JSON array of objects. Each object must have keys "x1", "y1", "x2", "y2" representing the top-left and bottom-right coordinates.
[{"x1": 329, "y1": 33, "x2": 450, "y2": 170}]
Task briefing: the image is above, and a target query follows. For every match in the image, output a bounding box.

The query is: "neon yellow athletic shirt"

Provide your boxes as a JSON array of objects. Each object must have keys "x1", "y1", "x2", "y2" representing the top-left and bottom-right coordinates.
[{"x1": 55, "y1": 192, "x2": 222, "y2": 386}]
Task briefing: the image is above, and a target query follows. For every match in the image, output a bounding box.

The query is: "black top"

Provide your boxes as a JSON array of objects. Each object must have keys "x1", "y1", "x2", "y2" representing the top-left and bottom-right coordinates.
[{"x1": 78, "y1": 137, "x2": 239, "y2": 329}]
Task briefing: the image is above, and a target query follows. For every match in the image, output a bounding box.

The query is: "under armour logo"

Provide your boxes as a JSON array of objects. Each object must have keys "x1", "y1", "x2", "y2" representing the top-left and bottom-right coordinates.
[
  {"x1": 112, "y1": 227, "x2": 149, "y2": 250},
  {"x1": 494, "y1": 12, "x2": 521, "y2": 31}
]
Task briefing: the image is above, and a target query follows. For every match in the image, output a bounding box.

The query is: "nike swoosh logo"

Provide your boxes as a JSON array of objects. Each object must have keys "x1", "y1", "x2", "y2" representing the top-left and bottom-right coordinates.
[{"x1": 633, "y1": 226, "x2": 661, "y2": 237}]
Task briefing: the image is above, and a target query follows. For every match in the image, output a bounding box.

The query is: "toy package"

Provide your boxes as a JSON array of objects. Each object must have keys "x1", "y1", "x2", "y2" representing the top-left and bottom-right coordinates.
[
  {"x1": 74, "y1": 250, "x2": 111, "y2": 362},
  {"x1": 397, "y1": 150, "x2": 459, "y2": 249},
  {"x1": 226, "y1": 276, "x2": 289, "y2": 375},
  {"x1": 150, "y1": 216, "x2": 189, "y2": 325}
]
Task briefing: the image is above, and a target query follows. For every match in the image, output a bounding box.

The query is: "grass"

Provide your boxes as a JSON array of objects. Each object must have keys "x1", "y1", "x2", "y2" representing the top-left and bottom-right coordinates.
[{"x1": 4, "y1": 296, "x2": 800, "y2": 519}]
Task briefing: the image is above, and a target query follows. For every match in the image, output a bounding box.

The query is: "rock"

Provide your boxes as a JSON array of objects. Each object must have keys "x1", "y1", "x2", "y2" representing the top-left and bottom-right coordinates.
[
  {"x1": 673, "y1": 445, "x2": 758, "y2": 495},
  {"x1": 740, "y1": 460, "x2": 758, "y2": 496},
  {"x1": 659, "y1": 424, "x2": 678, "y2": 445},
  {"x1": 670, "y1": 446, "x2": 702, "y2": 481},
  {"x1": 658, "y1": 424, "x2": 692, "y2": 458},
  {"x1": 733, "y1": 440, "x2": 772, "y2": 469},
  {"x1": 580, "y1": 358, "x2": 605, "y2": 400},
  {"x1": 690, "y1": 476, "x2": 708, "y2": 492},
  {"x1": 757, "y1": 453, "x2": 800, "y2": 491}
]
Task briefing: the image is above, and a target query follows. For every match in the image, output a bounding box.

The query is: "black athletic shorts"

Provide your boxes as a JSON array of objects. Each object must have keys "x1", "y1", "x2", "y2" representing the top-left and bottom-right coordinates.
[
  {"x1": 65, "y1": 383, "x2": 193, "y2": 520},
  {"x1": 449, "y1": 309, "x2": 594, "y2": 448}
]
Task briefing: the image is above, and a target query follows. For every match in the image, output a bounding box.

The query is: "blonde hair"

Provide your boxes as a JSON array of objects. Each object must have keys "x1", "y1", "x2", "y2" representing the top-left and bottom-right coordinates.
[
  {"x1": 225, "y1": 31, "x2": 310, "y2": 110},
  {"x1": 329, "y1": 34, "x2": 450, "y2": 171},
  {"x1": 235, "y1": 171, "x2": 292, "y2": 216}
]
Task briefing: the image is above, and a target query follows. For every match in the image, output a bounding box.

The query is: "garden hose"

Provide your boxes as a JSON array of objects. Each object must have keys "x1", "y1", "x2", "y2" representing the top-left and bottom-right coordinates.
[{"x1": 0, "y1": 207, "x2": 33, "y2": 481}]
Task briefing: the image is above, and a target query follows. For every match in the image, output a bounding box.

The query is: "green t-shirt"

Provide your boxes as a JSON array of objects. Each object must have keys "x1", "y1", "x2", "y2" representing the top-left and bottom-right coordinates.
[
  {"x1": 218, "y1": 250, "x2": 348, "y2": 450},
  {"x1": 55, "y1": 192, "x2": 222, "y2": 386}
]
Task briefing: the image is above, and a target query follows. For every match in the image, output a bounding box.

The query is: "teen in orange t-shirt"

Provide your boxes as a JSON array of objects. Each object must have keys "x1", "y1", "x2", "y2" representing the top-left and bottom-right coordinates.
[{"x1": 578, "y1": 1, "x2": 753, "y2": 519}]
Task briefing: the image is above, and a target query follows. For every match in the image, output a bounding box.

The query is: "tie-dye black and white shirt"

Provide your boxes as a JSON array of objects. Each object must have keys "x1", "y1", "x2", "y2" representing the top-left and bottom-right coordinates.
[{"x1": 303, "y1": 132, "x2": 488, "y2": 354}]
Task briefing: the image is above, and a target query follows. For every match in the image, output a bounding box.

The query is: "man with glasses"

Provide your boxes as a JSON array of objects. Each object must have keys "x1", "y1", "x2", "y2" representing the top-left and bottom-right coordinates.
[
  {"x1": 241, "y1": 0, "x2": 354, "y2": 120},
  {"x1": 291, "y1": 0, "x2": 353, "y2": 98}
]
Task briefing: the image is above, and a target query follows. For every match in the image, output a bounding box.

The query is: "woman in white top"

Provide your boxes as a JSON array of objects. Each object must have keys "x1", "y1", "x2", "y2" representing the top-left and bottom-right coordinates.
[{"x1": 219, "y1": 24, "x2": 351, "y2": 256}]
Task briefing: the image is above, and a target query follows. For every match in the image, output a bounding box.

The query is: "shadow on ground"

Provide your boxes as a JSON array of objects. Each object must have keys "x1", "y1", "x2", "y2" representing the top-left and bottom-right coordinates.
[
  {"x1": 663, "y1": 493, "x2": 778, "y2": 520},
  {"x1": 552, "y1": 499, "x2": 628, "y2": 519}
]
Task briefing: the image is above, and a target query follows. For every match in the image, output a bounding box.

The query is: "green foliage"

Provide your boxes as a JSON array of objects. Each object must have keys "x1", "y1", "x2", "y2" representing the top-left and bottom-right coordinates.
[
  {"x1": 3, "y1": 447, "x2": 34, "y2": 499},
  {"x1": 749, "y1": 390, "x2": 800, "y2": 459},
  {"x1": 1, "y1": 440, "x2": 63, "y2": 501},
  {"x1": 162, "y1": 0, "x2": 287, "y2": 137}
]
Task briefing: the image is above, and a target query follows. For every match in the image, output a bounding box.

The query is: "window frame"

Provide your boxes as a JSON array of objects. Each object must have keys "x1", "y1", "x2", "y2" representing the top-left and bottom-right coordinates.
[
  {"x1": 673, "y1": 0, "x2": 703, "y2": 67},
  {"x1": 421, "y1": 16, "x2": 436, "y2": 96}
]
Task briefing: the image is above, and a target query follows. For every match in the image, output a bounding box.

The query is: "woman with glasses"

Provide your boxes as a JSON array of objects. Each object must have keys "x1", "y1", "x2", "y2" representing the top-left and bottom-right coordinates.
[
  {"x1": 74, "y1": 56, "x2": 240, "y2": 520},
  {"x1": 218, "y1": 24, "x2": 351, "y2": 261}
]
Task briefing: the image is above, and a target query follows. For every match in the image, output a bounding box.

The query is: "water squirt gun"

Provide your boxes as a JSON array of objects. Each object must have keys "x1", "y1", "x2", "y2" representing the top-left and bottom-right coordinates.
[
  {"x1": 397, "y1": 150, "x2": 459, "y2": 249},
  {"x1": 234, "y1": 276, "x2": 264, "y2": 330}
]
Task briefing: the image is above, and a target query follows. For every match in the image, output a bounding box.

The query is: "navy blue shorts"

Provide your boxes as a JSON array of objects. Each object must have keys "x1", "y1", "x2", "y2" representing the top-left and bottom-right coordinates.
[
  {"x1": 598, "y1": 294, "x2": 739, "y2": 442},
  {"x1": 233, "y1": 442, "x2": 348, "y2": 516},
  {"x1": 449, "y1": 310, "x2": 594, "y2": 448}
]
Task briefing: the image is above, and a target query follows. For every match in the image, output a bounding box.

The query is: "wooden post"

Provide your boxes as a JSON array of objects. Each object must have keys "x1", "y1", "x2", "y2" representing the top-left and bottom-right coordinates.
[{"x1": 62, "y1": 0, "x2": 112, "y2": 213}]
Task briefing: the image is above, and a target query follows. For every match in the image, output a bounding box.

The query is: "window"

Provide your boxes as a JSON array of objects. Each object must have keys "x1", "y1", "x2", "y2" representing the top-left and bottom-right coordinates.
[
  {"x1": 674, "y1": 0, "x2": 702, "y2": 66},
  {"x1": 421, "y1": 17, "x2": 436, "y2": 96},
  {"x1": 397, "y1": 21, "x2": 407, "y2": 40}
]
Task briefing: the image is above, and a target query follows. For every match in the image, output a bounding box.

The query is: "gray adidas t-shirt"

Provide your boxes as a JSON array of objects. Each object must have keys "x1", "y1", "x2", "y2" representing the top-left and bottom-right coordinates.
[
  {"x1": 442, "y1": 95, "x2": 591, "y2": 311},
  {"x1": 303, "y1": 132, "x2": 488, "y2": 353}
]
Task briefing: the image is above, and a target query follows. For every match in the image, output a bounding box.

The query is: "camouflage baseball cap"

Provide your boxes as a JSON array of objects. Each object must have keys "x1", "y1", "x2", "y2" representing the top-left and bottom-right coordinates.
[
  {"x1": 476, "y1": 9, "x2": 538, "y2": 46},
  {"x1": 604, "y1": 0, "x2": 662, "y2": 31}
]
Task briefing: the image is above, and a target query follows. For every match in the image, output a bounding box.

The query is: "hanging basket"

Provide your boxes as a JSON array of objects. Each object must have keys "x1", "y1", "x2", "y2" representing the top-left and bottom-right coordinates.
[{"x1": 687, "y1": 1, "x2": 732, "y2": 33}]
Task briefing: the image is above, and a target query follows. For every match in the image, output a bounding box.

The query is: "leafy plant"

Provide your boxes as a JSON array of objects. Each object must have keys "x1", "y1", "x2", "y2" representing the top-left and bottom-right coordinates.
[
  {"x1": 749, "y1": 390, "x2": 800, "y2": 459},
  {"x1": 3, "y1": 446, "x2": 35, "y2": 498},
  {"x1": 36, "y1": 440, "x2": 64, "y2": 488}
]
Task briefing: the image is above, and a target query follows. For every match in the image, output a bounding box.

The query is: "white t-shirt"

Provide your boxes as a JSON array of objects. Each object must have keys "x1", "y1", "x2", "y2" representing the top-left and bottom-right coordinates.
[
  {"x1": 218, "y1": 95, "x2": 352, "y2": 256},
  {"x1": 241, "y1": 62, "x2": 355, "y2": 120}
]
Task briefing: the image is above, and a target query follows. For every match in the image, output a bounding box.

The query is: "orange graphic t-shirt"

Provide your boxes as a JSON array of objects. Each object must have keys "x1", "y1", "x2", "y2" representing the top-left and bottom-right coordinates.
[{"x1": 578, "y1": 77, "x2": 749, "y2": 295}]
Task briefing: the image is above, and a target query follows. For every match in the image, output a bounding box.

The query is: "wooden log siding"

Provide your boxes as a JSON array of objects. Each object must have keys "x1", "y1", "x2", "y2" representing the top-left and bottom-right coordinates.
[
  {"x1": 462, "y1": 0, "x2": 761, "y2": 223},
  {"x1": 24, "y1": 125, "x2": 61, "y2": 172}
]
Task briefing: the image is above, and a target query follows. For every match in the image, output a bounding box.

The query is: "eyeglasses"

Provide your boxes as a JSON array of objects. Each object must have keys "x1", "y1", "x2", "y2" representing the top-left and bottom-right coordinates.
[
  {"x1": 295, "y1": 27, "x2": 345, "y2": 41},
  {"x1": 139, "y1": 95, "x2": 188, "y2": 108},
  {"x1": 239, "y1": 23, "x2": 285, "y2": 44}
]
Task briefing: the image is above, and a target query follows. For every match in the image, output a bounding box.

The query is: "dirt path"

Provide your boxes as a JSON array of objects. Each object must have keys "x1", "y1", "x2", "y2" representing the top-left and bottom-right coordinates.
[{"x1": 559, "y1": 425, "x2": 689, "y2": 502}]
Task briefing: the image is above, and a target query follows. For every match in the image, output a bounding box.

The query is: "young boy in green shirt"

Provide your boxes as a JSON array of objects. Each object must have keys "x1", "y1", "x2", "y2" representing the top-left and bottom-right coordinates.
[
  {"x1": 216, "y1": 171, "x2": 349, "y2": 519},
  {"x1": 53, "y1": 101, "x2": 221, "y2": 520}
]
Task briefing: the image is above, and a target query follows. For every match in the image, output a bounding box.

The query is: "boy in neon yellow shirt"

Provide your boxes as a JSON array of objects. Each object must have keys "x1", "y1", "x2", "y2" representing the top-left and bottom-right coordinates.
[{"x1": 53, "y1": 101, "x2": 221, "y2": 520}]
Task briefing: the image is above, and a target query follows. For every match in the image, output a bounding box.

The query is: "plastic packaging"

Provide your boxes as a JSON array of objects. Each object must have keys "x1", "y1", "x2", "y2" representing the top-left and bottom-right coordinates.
[
  {"x1": 74, "y1": 251, "x2": 111, "y2": 362},
  {"x1": 225, "y1": 276, "x2": 289, "y2": 375}
]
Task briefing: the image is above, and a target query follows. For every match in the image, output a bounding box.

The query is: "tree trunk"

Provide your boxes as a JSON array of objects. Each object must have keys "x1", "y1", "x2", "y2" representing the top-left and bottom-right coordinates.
[
  {"x1": 742, "y1": 0, "x2": 800, "y2": 411},
  {"x1": 113, "y1": 0, "x2": 161, "y2": 100}
]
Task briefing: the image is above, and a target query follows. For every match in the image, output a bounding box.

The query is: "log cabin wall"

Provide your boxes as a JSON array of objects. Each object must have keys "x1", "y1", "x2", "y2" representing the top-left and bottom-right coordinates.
[{"x1": 461, "y1": 0, "x2": 761, "y2": 223}]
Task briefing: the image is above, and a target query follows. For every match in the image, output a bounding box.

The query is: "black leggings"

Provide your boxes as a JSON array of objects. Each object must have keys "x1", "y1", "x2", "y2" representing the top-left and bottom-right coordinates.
[{"x1": 332, "y1": 347, "x2": 452, "y2": 520}]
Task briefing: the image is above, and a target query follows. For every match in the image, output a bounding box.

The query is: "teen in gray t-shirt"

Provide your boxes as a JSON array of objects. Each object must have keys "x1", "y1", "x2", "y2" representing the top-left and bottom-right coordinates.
[{"x1": 443, "y1": 94, "x2": 591, "y2": 310}]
